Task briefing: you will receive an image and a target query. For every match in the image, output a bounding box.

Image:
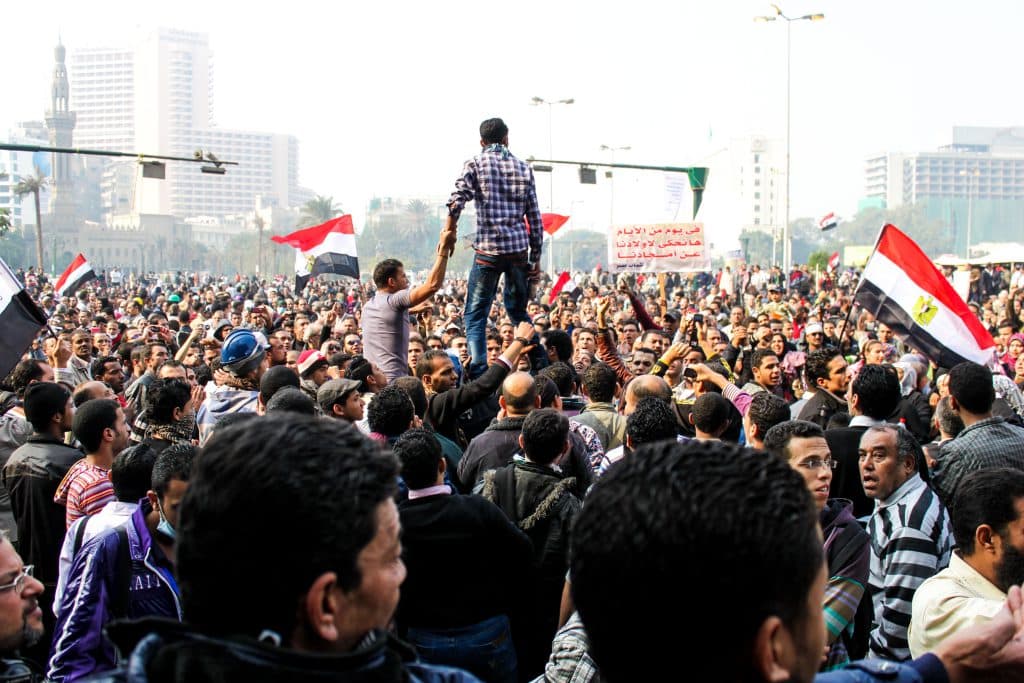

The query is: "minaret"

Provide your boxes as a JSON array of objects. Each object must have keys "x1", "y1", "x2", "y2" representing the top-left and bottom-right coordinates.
[{"x1": 45, "y1": 39, "x2": 77, "y2": 228}]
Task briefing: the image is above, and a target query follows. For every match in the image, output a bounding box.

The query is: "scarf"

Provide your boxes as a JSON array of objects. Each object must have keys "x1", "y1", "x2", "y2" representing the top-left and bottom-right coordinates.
[
  {"x1": 147, "y1": 411, "x2": 197, "y2": 444},
  {"x1": 222, "y1": 373, "x2": 259, "y2": 392}
]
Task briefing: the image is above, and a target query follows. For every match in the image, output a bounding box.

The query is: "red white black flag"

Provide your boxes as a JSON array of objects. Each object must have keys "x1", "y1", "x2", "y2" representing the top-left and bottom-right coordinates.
[
  {"x1": 55, "y1": 253, "x2": 97, "y2": 298},
  {"x1": 855, "y1": 224, "x2": 995, "y2": 368},
  {"x1": 0, "y1": 258, "x2": 48, "y2": 379},
  {"x1": 272, "y1": 215, "x2": 360, "y2": 290}
]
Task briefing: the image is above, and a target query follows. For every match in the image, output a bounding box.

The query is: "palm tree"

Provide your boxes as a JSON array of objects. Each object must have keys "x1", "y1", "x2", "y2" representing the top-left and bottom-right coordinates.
[
  {"x1": 300, "y1": 195, "x2": 343, "y2": 225},
  {"x1": 14, "y1": 167, "x2": 48, "y2": 272},
  {"x1": 0, "y1": 209, "x2": 9, "y2": 237},
  {"x1": 405, "y1": 199, "x2": 430, "y2": 240}
]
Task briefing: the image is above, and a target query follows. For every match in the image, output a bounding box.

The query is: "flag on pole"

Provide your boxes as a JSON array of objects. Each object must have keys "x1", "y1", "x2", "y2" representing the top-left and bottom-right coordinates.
[
  {"x1": 827, "y1": 251, "x2": 840, "y2": 273},
  {"x1": 0, "y1": 258, "x2": 48, "y2": 379},
  {"x1": 818, "y1": 212, "x2": 838, "y2": 231},
  {"x1": 272, "y1": 216, "x2": 360, "y2": 289},
  {"x1": 855, "y1": 224, "x2": 995, "y2": 368},
  {"x1": 55, "y1": 253, "x2": 96, "y2": 298}
]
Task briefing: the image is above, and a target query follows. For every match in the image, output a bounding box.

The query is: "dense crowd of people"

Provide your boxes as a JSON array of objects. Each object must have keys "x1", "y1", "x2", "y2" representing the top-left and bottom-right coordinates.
[{"x1": 0, "y1": 116, "x2": 1023, "y2": 681}]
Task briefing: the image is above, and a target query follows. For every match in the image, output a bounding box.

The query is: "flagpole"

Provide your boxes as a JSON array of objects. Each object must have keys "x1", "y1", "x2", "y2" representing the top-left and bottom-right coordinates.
[{"x1": 838, "y1": 223, "x2": 888, "y2": 346}]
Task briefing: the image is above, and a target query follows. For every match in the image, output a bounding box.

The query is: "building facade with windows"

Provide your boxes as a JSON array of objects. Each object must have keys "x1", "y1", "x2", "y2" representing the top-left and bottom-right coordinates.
[{"x1": 864, "y1": 127, "x2": 1024, "y2": 256}]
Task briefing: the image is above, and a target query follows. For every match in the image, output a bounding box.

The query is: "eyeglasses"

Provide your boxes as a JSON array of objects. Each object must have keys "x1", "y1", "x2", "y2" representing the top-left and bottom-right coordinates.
[
  {"x1": 0, "y1": 565, "x2": 34, "y2": 594},
  {"x1": 796, "y1": 459, "x2": 837, "y2": 471}
]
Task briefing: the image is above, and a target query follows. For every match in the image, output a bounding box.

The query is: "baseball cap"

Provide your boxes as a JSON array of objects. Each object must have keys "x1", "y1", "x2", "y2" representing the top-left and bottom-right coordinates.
[
  {"x1": 168, "y1": 294, "x2": 182, "y2": 303},
  {"x1": 317, "y1": 378, "x2": 362, "y2": 413}
]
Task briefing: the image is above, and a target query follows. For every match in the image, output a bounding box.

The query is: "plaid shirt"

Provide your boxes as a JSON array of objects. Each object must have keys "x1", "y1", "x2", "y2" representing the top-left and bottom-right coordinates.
[
  {"x1": 933, "y1": 416, "x2": 1024, "y2": 505},
  {"x1": 448, "y1": 144, "x2": 544, "y2": 260}
]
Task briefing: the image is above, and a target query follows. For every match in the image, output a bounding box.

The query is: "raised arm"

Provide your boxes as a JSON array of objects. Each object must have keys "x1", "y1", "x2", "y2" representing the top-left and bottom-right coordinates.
[{"x1": 409, "y1": 217, "x2": 459, "y2": 307}]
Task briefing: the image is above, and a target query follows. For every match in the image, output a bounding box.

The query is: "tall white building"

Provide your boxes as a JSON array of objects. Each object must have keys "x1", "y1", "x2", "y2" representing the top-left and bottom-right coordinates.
[
  {"x1": 703, "y1": 135, "x2": 785, "y2": 238},
  {"x1": 68, "y1": 28, "x2": 306, "y2": 219}
]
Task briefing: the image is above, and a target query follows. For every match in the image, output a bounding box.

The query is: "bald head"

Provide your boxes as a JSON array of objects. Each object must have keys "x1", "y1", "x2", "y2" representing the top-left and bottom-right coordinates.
[
  {"x1": 73, "y1": 380, "x2": 115, "y2": 407},
  {"x1": 501, "y1": 371, "x2": 540, "y2": 416},
  {"x1": 624, "y1": 375, "x2": 672, "y2": 415}
]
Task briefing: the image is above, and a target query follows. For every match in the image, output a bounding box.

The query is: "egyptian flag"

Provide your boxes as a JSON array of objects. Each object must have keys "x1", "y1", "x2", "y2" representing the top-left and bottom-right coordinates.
[
  {"x1": 549, "y1": 271, "x2": 580, "y2": 300},
  {"x1": 272, "y1": 216, "x2": 359, "y2": 291},
  {"x1": 55, "y1": 253, "x2": 96, "y2": 297},
  {"x1": 827, "y1": 251, "x2": 840, "y2": 273},
  {"x1": 0, "y1": 258, "x2": 48, "y2": 379},
  {"x1": 818, "y1": 212, "x2": 838, "y2": 231},
  {"x1": 855, "y1": 224, "x2": 995, "y2": 368}
]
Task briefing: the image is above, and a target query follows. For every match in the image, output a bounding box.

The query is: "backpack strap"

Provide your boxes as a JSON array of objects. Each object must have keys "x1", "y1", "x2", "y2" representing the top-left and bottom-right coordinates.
[
  {"x1": 72, "y1": 516, "x2": 91, "y2": 557},
  {"x1": 110, "y1": 526, "x2": 132, "y2": 620}
]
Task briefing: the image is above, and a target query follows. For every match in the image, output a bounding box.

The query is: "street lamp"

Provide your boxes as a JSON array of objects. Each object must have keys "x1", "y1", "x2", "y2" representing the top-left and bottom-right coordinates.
[
  {"x1": 531, "y1": 96, "x2": 574, "y2": 273},
  {"x1": 959, "y1": 167, "x2": 981, "y2": 258},
  {"x1": 600, "y1": 144, "x2": 631, "y2": 228},
  {"x1": 755, "y1": 4, "x2": 824, "y2": 285}
]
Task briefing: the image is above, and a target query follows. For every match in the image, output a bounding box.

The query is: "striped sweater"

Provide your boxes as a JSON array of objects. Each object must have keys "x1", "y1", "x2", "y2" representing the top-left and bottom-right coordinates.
[
  {"x1": 866, "y1": 474, "x2": 952, "y2": 662},
  {"x1": 54, "y1": 459, "x2": 114, "y2": 529}
]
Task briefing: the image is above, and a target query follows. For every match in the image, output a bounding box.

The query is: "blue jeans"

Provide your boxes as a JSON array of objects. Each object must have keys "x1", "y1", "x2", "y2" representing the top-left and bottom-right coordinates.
[
  {"x1": 406, "y1": 614, "x2": 517, "y2": 683},
  {"x1": 464, "y1": 251, "x2": 532, "y2": 379}
]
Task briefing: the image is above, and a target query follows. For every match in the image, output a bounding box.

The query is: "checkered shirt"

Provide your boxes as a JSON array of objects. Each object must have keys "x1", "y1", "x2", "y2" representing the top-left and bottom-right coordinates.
[{"x1": 447, "y1": 144, "x2": 544, "y2": 260}]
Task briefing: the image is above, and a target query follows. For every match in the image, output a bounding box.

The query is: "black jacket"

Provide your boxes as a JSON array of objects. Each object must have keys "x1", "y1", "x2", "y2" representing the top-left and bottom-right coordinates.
[
  {"x1": 396, "y1": 492, "x2": 532, "y2": 630},
  {"x1": 798, "y1": 390, "x2": 848, "y2": 429},
  {"x1": 455, "y1": 416, "x2": 593, "y2": 495},
  {"x1": 84, "y1": 619, "x2": 477, "y2": 683},
  {"x1": 2, "y1": 434, "x2": 81, "y2": 585},
  {"x1": 425, "y1": 363, "x2": 508, "y2": 447},
  {"x1": 825, "y1": 426, "x2": 873, "y2": 518}
]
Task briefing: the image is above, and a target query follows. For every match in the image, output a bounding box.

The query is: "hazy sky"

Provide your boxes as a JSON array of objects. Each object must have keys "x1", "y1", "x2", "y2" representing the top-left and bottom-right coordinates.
[{"x1": 4, "y1": 0, "x2": 1023, "y2": 251}]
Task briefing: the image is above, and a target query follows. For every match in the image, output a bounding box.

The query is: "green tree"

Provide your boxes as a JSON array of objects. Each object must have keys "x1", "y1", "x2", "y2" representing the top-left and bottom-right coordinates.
[
  {"x1": 0, "y1": 208, "x2": 10, "y2": 236},
  {"x1": 807, "y1": 250, "x2": 830, "y2": 272},
  {"x1": 300, "y1": 195, "x2": 343, "y2": 225},
  {"x1": 14, "y1": 167, "x2": 48, "y2": 272}
]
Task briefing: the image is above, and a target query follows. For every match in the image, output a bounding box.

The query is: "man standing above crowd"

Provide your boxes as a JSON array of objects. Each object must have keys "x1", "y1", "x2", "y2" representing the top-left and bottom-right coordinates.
[
  {"x1": 363, "y1": 225, "x2": 457, "y2": 383},
  {"x1": 448, "y1": 117, "x2": 544, "y2": 379}
]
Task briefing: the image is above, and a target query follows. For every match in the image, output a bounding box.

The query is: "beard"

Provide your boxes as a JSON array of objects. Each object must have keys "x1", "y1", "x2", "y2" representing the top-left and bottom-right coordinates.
[{"x1": 995, "y1": 541, "x2": 1024, "y2": 593}]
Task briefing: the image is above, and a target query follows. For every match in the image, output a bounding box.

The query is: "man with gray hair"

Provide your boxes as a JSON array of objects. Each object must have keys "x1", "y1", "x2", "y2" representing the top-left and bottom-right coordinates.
[{"x1": 860, "y1": 424, "x2": 953, "y2": 661}]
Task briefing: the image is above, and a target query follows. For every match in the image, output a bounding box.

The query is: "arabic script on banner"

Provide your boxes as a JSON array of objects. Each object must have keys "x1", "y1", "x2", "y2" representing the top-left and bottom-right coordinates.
[{"x1": 608, "y1": 223, "x2": 710, "y2": 273}]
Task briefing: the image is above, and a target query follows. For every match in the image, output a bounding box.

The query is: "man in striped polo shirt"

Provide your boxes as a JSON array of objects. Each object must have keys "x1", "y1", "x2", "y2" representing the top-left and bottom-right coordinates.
[
  {"x1": 55, "y1": 399, "x2": 129, "y2": 529},
  {"x1": 860, "y1": 425, "x2": 953, "y2": 662}
]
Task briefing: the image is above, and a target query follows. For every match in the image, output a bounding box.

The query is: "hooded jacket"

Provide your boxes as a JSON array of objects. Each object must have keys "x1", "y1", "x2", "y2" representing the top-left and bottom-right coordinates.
[{"x1": 196, "y1": 384, "x2": 258, "y2": 444}]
